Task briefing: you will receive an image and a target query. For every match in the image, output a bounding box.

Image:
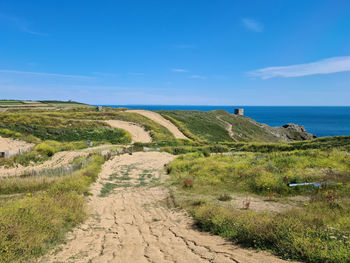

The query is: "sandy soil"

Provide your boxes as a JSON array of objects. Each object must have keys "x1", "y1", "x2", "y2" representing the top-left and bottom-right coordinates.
[
  {"x1": 126, "y1": 110, "x2": 188, "y2": 139},
  {"x1": 0, "y1": 136, "x2": 34, "y2": 155},
  {"x1": 0, "y1": 145, "x2": 115, "y2": 178},
  {"x1": 105, "y1": 120, "x2": 152, "y2": 143},
  {"x1": 39, "y1": 152, "x2": 293, "y2": 263}
]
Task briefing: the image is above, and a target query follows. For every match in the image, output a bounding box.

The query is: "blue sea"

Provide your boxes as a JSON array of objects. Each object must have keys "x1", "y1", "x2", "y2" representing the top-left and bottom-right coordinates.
[{"x1": 103, "y1": 105, "x2": 350, "y2": 138}]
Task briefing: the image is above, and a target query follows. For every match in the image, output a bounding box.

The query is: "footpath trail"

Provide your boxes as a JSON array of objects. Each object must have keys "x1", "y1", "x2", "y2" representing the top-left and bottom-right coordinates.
[
  {"x1": 0, "y1": 145, "x2": 114, "y2": 178},
  {"x1": 126, "y1": 110, "x2": 188, "y2": 139},
  {"x1": 216, "y1": 116, "x2": 237, "y2": 142},
  {"x1": 105, "y1": 120, "x2": 152, "y2": 143},
  {"x1": 39, "y1": 152, "x2": 292, "y2": 263}
]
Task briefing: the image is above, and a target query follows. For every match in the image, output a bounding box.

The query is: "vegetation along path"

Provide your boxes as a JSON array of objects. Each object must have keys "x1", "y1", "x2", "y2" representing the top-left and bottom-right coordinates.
[
  {"x1": 39, "y1": 152, "x2": 292, "y2": 263},
  {"x1": 126, "y1": 110, "x2": 188, "y2": 139}
]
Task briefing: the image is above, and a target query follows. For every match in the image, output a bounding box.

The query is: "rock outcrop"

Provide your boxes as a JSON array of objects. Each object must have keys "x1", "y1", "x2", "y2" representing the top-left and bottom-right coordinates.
[{"x1": 270, "y1": 123, "x2": 316, "y2": 141}]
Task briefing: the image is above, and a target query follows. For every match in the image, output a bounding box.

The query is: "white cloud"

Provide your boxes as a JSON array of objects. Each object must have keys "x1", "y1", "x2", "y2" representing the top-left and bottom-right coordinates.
[
  {"x1": 172, "y1": 68, "x2": 188, "y2": 73},
  {"x1": 190, "y1": 75, "x2": 206, "y2": 79},
  {"x1": 0, "y1": 70, "x2": 93, "y2": 79},
  {"x1": 242, "y1": 18, "x2": 263, "y2": 32},
  {"x1": 249, "y1": 56, "x2": 350, "y2": 79},
  {"x1": 0, "y1": 13, "x2": 46, "y2": 36}
]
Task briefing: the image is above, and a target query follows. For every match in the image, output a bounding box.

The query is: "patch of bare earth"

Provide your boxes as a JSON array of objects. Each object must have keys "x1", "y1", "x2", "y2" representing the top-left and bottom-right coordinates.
[
  {"x1": 0, "y1": 136, "x2": 34, "y2": 155},
  {"x1": 39, "y1": 152, "x2": 294, "y2": 263},
  {"x1": 126, "y1": 110, "x2": 188, "y2": 139},
  {"x1": 0, "y1": 145, "x2": 115, "y2": 178},
  {"x1": 105, "y1": 120, "x2": 152, "y2": 143}
]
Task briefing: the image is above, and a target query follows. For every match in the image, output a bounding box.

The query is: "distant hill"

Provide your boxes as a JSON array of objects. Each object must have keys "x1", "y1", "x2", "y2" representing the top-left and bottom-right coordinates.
[
  {"x1": 0, "y1": 100, "x2": 91, "y2": 110},
  {"x1": 159, "y1": 110, "x2": 315, "y2": 143}
]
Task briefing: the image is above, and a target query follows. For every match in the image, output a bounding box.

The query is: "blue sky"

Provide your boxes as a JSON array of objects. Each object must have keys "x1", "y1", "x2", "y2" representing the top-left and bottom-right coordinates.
[{"x1": 1, "y1": 0, "x2": 350, "y2": 105}]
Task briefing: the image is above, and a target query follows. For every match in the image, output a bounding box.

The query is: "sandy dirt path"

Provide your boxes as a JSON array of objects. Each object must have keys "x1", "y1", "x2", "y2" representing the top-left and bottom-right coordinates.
[
  {"x1": 39, "y1": 152, "x2": 292, "y2": 263},
  {"x1": 0, "y1": 145, "x2": 115, "y2": 178},
  {"x1": 105, "y1": 120, "x2": 152, "y2": 143},
  {"x1": 216, "y1": 116, "x2": 237, "y2": 142},
  {"x1": 0, "y1": 136, "x2": 34, "y2": 154},
  {"x1": 126, "y1": 110, "x2": 188, "y2": 139}
]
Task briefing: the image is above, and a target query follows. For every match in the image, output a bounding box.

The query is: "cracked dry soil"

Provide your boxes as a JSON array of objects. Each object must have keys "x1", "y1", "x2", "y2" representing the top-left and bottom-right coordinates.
[{"x1": 39, "y1": 152, "x2": 292, "y2": 263}]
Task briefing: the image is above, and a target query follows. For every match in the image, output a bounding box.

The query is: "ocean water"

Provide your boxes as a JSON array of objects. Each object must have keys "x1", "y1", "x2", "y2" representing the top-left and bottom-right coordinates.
[{"x1": 103, "y1": 105, "x2": 350, "y2": 138}]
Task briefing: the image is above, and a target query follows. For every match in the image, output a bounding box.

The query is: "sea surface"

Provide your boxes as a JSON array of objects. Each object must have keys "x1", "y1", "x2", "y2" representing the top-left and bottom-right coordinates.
[{"x1": 102, "y1": 105, "x2": 350, "y2": 138}]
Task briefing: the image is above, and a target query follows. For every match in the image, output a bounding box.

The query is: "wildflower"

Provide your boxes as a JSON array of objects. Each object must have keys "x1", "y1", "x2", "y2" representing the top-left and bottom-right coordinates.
[
  {"x1": 27, "y1": 193, "x2": 32, "y2": 197},
  {"x1": 304, "y1": 203, "x2": 308, "y2": 206}
]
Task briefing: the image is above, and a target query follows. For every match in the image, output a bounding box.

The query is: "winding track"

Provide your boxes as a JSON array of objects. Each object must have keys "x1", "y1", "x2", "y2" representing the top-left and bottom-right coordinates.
[
  {"x1": 0, "y1": 145, "x2": 114, "y2": 178},
  {"x1": 105, "y1": 120, "x2": 152, "y2": 143},
  {"x1": 126, "y1": 110, "x2": 188, "y2": 139},
  {"x1": 216, "y1": 116, "x2": 237, "y2": 142},
  {"x1": 39, "y1": 152, "x2": 293, "y2": 263}
]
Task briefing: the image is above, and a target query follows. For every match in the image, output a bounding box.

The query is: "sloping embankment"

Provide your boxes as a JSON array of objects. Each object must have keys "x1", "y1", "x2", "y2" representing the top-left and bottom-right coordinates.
[
  {"x1": 126, "y1": 110, "x2": 188, "y2": 139},
  {"x1": 105, "y1": 120, "x2": 152, "y2": 143}
]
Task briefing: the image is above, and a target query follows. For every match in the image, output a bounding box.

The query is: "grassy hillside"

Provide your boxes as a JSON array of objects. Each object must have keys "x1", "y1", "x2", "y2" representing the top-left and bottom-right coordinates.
[
  {"x1": 0, "y1": 112, "x2": 131, "y2": 144},
  {"x1": 159, "y1": 110, "x2": 286, "y2": 143},
  {"x1": 0, "y1": 100, "x2": 90, "y2": 109}
]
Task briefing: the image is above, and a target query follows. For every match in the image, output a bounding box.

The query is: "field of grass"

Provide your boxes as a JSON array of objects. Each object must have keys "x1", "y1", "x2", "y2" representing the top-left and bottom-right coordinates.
[
  {"x1": 0, "y1": 100, "x2": 90, "y2": 109},
  {"x1": 0, "y1": 112, "x2": 131, "y2": 144},
  {"x1": 167, "y1": 146, "x2": 350, "y2": 263},
  {"x1": 159, "y1": 110, "x2": 283, "y2": 143},
  {"x1": 25, "y1": 108, "x2": 175, "y2": 141},
  {"x1": 0, "y1": 154, "x2": 105, "y2": 263}
]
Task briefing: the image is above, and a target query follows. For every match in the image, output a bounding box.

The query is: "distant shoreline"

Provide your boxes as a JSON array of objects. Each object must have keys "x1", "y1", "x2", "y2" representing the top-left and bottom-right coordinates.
[{"x1": 99, "y1": 105, "x2": 350, "y2": 138}]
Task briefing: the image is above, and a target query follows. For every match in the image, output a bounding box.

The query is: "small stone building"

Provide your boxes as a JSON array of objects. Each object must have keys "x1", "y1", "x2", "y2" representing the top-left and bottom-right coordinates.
[
  {"x1": 97, "y1": 106, "x2": 103, "y2": 112},
  {"x1": 234, "y1": 108, "x2": 244, "y2": 116}
]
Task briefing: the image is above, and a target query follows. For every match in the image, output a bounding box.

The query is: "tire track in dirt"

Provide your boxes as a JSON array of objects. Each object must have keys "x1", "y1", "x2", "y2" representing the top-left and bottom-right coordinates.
[
  {"x1": 126, "y1": 110, "x2": 188, "y2": 139},
  {"x1": 39, "y1": 152, "x2": 295, "y2": 263}
]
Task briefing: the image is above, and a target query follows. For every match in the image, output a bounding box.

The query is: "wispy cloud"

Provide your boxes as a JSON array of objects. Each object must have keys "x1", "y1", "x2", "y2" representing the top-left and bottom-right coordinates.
[
  {"x1": 242, "y1": 18, "x2": 263, "y2": 32},
  {"x1": 128, "y1": 72, "x2": 145, "y2": 76},
  {"x1": 0, "y1": 13, "x2": 46, "y2": 36},
  {"x1": 190, "y1": 75, "x2": 206, "y2": 79},
  {"x1": 172, "y1": 68, "x2": 188, "y2": 73},
  {"x1": 249, "y1": 56, "x2": 350, "y2": 79},
  {"x1": 172, "y1": 44, "x2": 196, "y2": 49},
  {"x1": 0, "y1": 70, "x2": 93, "y2": 79}
]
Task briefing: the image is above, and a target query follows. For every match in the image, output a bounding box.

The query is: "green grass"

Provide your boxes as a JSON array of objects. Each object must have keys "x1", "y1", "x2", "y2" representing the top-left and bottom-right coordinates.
[
  {"x1": 192, "y1": 202, "x2": 350, "y2": 263},
  {"x1": 159, "y1": 110, "x2": 283, "y2": 143},
  {"x1": 159, "y1": 110, "x2": 232, "y2": 142},
  {"x1": 0, "y1": 112, "x2": 131, "y2": 143},
  {"x1": 167, "y1": 148, "x2": 350, "y2": 263},
  {"x1": 168, "y1": 150, "x2": 350, "y2": 196},
  {"x1": 42, "y1": 108, "x2": 175, "y2": 141},
  {"x1": 0, "y1": 155, "x2": 105, "y2": 263}
]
